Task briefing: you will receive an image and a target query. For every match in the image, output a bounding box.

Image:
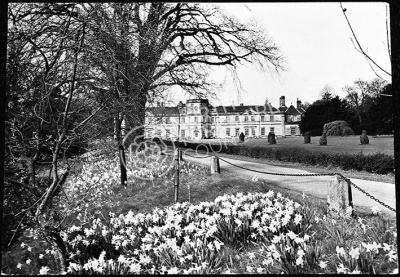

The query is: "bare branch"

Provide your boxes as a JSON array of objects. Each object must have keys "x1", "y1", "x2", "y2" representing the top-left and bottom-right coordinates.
[
  {"x1": 340, "y1": 2, "x2": 391, "y2": 76},
  {"x1": 386, "y1": 5, "x2": 391, "y2": 62}
]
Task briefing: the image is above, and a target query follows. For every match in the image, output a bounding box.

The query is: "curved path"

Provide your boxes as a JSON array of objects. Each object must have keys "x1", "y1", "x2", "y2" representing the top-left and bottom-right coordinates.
[{"x1": 170, "y1": 148, "x2": 396, "y2": 218}]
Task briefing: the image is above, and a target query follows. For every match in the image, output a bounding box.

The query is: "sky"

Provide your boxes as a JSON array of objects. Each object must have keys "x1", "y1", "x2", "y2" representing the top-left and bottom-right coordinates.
[{"x1": 170, "y1": 2, "x2": 392, "y2": 109}]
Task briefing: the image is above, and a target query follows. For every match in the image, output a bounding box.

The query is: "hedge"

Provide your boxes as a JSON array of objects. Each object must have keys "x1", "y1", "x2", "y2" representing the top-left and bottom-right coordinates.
[{"x1": 158, "y1": 139, "x2": 394, "y2": 175}]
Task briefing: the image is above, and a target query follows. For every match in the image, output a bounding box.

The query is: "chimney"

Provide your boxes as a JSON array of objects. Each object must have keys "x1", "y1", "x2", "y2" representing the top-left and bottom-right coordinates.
[
  {"x1": 297, "y1": 98, "x2": 302, "y2": 109},
  {"x1": 240, "y1": 103, "x2": 244, "y2": 106},
  {"x1": 279, "y1": 96, "x2": 286, "y2": 107}
]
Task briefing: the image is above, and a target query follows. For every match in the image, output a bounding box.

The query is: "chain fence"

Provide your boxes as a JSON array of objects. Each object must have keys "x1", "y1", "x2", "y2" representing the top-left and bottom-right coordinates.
[{"x1": 180, "y1": 150, "x2": 396, "y2": 213}]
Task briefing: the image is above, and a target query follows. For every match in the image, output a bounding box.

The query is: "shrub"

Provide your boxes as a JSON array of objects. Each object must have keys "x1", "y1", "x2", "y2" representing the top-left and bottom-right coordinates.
[{"x1": 159, "y1": 140, "x2": 394, "y2": 174}]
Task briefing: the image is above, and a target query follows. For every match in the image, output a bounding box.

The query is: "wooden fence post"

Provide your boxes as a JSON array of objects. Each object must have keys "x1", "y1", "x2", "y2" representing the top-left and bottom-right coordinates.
[
  {"x1": 211, "y1": 156, "x2": 220, "y2": 174},
  {"x1": 327, "y1": 174, "x2": 353, "y2": 215}
]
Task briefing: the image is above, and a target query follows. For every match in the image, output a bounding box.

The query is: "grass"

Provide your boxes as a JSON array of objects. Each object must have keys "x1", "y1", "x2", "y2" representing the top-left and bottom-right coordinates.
[
  {"x1": 161, "y1": 135, "x2": 394, "y2": 175},
  {"x1": 194, "y1": 135, "x2": 394, "y2": 156},
  {"x1": 2, "y1": 142, "x2": 397, "y2": 275}
]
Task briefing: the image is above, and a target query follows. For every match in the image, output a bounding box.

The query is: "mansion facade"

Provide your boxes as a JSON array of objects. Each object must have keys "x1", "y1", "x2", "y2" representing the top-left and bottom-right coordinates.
[{"x1": 144, "y1": 96, "x2": 306, "y2": 140}]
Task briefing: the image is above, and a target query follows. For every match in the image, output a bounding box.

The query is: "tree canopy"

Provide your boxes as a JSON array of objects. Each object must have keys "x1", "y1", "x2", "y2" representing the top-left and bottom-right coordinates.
[{"x1": 300, "y1": 79, "x2": 392, "y2": 136}]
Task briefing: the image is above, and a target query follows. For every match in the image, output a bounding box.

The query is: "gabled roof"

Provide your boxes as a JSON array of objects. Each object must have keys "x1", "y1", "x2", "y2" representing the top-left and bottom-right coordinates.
[
  {"x1": 285, "y1": 105, "x2": 303, "y2": 116},
  {"x1": 298, "y1": 107, "x2": 306, "y2": 114}
]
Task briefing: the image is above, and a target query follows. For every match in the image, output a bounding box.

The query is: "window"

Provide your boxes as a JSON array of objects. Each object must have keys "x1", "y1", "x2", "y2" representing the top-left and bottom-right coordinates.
[
  {"x1": 270, "y1": 115, "x2": 274, "y2": 121},
  {"x1": 245, "y1": 128, "x2": 249, "y2": 136},
  {"x1": 156, "y1": 128, "x2": 162, "y2": 137},
  {"x1": 235, "y1": 128, "x2": 240, "y2": 136},
  {"x1": 166, "y1": 129, "x2": 170, "y2": 139},
  {"x1": 252, "y1": 128, "x2": 256, "y2": 136},
  {"x1": 251, "y1": 116, "x2": 255, "y2": 122},
  {"x1": 211, "y1": 117, "x2": 214, "y2": 123},
  {"x1": 245, "y1": 115, "x2": 249, "y2": 121},
  {"x1": 181, "y1": 117, "x2": 185, "y2": 123},
  {"x1": 261, "y1": 115, "x2": 265, "y2": 122},
  {"x1": 226, "y1": 128, "x2": 231, "y2": 136},
  {"x1": 147, "y1": 130, "x2": 152, "y2": 138},
  {"x1": 270, "y1": 127, "x2": 275, "y2": 133},
  {"x1": 291, "y1": 127, "x2": 296, "y2": 135},
  {"x1": 181, "y1": 129, "x2": 185, "y2": 138},
  {"x1": 194, "y1": 130, "x2": 199, "y2": 137},
  {"x1": 194, "y1": 117, "x2": 198, "y2": 123},
  {"x1": 166, "y1": 117, "x2": 171, "y2": 124},
  {"x1": 235, "y1": 116, "x2": 239, "y2": 122},
  {"x1": 226, "y1": 116, "x2": 230, "y2": 122},
  {"x1": 261, "y1": 127, "x2": 265, "y2": 136}
]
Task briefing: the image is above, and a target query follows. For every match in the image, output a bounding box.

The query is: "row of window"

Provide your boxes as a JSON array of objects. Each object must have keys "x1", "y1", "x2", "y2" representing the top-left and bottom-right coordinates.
[
  {"x1": 149, "y1": 129, "x2": 191, "y2": 139},
  {"x1": 148, "y1": 126, "x2": 297, "y2": 139},
  {"x1": 226, "y1": 127, "x2": 275, "y2": 136},
  {"x1": 223, "y1": 115, "x2": 275, "y2": 122},
  {"x1": 146, "y1": 115, "x2": 278, "y2": 124}
]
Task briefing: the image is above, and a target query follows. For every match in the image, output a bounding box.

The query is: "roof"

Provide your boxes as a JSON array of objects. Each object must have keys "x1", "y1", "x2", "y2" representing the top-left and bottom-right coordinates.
[
  {"x1": 285, "y1": 105, "x2": 305, "y2": 116},
  {"x1": 278, "y1": 106, "x2": 287, "y2": 112},
  {"x1": 212, "y1": 104, "x2": 279, "y2": 115},
  {"x1": 147, "y1": 106, "x2": 179, "y2": 116},
  {"x1": 147, "y1": 102, "x2": 287, "y2": 116},
  {"x1": 285, "y1": 105, "x2": 300, "y2": 115},
  {"x1": 298, "y1": 107, "x2": 306, "y2": 114}
]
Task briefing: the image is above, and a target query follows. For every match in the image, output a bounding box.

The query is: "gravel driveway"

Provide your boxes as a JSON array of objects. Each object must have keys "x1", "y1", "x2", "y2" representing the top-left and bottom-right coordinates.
[{"x1": 171, "y1": 148, "x2": 396, "y2": 218}]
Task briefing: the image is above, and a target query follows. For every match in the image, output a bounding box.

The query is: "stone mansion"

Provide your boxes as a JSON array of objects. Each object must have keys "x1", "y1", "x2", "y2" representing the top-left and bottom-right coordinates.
[{"x1": 144, "y1": 96, "x2": 306, "y2": 140}]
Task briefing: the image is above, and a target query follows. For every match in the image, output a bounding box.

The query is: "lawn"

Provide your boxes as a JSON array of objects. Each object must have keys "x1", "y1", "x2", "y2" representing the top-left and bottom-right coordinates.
[
  {"x1": 192, "y1": 135, "x2": 394, "y2": 156},
  {"x1": 2, "y1": 144, "x2": 397, "y2": 275}
]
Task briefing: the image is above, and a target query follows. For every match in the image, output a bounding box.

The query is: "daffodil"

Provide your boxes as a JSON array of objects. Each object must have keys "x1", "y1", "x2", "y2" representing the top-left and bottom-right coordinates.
[
  {"x1": 39, "y1": 266, "x2": 51, "y2": 275},
  {"x1": 336, "y1": 246, "x2": 346, "y2": 257},
  {"x1": 296, "y1": 256, "x2": 304, "y2": 266},
  {"x1": 371, "y1": 206, "x2": 382, "y2": 215},
  {"x1": 318, "y1": 260, "x2": 327, "y2": 269},
  {"x1": 349, "y1": 247, "x2": 360, "y2": 260}
]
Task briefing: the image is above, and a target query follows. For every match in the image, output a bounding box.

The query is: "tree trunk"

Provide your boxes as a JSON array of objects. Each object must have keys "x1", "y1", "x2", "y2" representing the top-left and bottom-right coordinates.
[
  {"x1": 114, "y1": 113, "x2": 127, "y2": 186},
  {"x1": 390, "y1": 2, "x2": 400, "y2": 215},
  {"x1": 40, "y1": 229, "x2": 67, "y2": 274},
  {"x1": 119, "y1": 144, "x2": 127, "y2": 186}
]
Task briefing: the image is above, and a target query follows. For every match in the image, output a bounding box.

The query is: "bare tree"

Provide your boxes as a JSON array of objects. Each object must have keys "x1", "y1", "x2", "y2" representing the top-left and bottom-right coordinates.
[
  {"x1": 340, "y1": 2, "x2": 391, "y2": 81},
  {"x1": 5, "y1": 3, "x2": 107, "y2": 272},
  {"x1": 77, "y1": 2, "x2": 285, "y2": 185},
  {"x1": 319, "y1": 84, "x2": 335, "y2": 102},
  {"x1": 343, "y1": 78, "x2": 387, "y2": 127}
]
